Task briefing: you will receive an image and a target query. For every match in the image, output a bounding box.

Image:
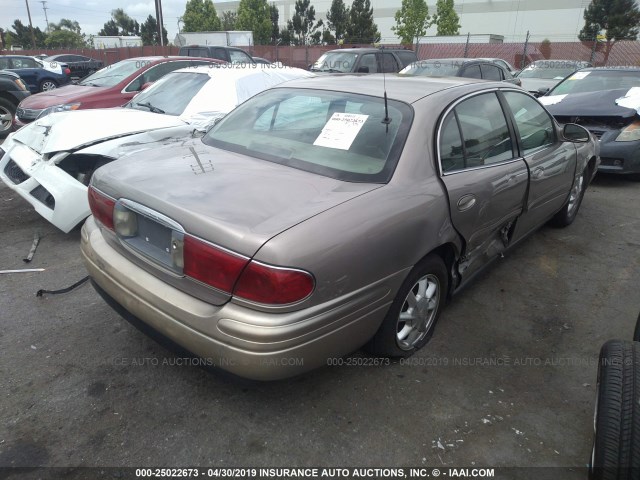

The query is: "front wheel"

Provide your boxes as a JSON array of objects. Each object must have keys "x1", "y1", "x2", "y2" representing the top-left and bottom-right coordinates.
[
  {"x1": 550, "y1": 167, "x2": 587, "y2": 227},
  {"x1": 365, "y1": 254, "x2": 448, "y2": 357},
  {"x1": 0, "y1": 97, "x2": 16, "y2": 139},
  {"x1": 40, "y1": 79, "x2": 58, "y2": 92}
]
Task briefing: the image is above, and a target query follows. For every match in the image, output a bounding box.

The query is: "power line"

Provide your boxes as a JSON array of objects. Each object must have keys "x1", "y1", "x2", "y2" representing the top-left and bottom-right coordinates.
[{"x1": 39, "y1": 0, "x2": 50, "y2": 32}]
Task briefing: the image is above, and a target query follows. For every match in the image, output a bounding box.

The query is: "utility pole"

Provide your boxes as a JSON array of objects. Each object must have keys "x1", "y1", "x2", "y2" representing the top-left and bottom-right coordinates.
[
  {"x1": 39, "y1": 0, "x2": 50, "y2": 32},
  {"x1": 154, "y1": 0, "x2": 164, "y2": 46},
  {"x1": 24, "y1": 0, "x2": 37, "y2": 49}
]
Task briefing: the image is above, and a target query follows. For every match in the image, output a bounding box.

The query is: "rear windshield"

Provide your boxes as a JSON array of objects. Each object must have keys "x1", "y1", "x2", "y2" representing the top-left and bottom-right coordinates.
[
  {"x1": 79, "y1": 59, "x2": 142, "y2": 87},
  {"x1": 400, "y1": 61, "x2": 460, "y2": 77},
  {"x1": 203, "y1": 88, "x2": 413, "y2": 183}
]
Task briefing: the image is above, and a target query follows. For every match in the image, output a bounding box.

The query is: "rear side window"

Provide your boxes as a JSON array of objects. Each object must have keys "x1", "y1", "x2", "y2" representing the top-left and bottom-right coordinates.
[
  {"x1": 381, "y1": 53, "x2": 399, "y2": 72},
  {"x1": 229, "y1": 50, "x2": 253, "y2": 64},
  {"x1": 481, "y1": 64, "x2": 502, "y2": 81},
  {"x1": 439, "y1": 92, "x2": 514, "y2": 173},
  {"x1": 359, "y1": 54, "x2": 378, "y2": 73},
  {"x1": 461, "y1": 65, "x2": 482, "y2": 79},
  {"x1": 395, "y1": 51, "x2": 418, "y2": 68},
  {"x1": 126, "y1": 61, "x2": 193, "y2": 92}
]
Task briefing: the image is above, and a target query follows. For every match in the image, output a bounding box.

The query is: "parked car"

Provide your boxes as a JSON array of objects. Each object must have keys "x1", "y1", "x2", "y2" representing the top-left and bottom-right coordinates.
[
  {"x1": 253, "y1": 57, "x2": 274, "y2": 65},
  {"x1": 517, "y1": 59, "x2": 592, "y2": 96},
  {"x1": 0, "y1": 70, "x2": 30, "y2": 139},
  {"x1": 0, "y1": 55, "x2": 71, "y2": 93},
  {"x1": 0, "y1": 65, "x2": 313, "y2": 233},
  {"x1": 477, "y1": 57, "x2": 519, "y2": 75},
  {"x1": 80, "y1": 75, "x2": 598, "y2": 380},
  {"x1": 400, "y1": 58, "x2": 521, "y2": 86},
  {"x1": 540, "y1": 67, "x2": 640, "y2": 178},
  {"x1": 178, "y1": 45, "x2": 255, "y2": 64},
  {"x1": 13, "y1": 56, "x2": 223, "y2": 127},
  {"x1": 44, "y1": 54, "x2": 104, "y2": 80},
  {"x1": 310, "y1": 48, "x2": 417, "y2": 73}
]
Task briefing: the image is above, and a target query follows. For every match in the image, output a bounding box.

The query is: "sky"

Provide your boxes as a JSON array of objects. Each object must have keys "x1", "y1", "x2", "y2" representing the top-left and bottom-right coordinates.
[{"x1": 1, "y1": 0, "x2": 190, "y2": 44}]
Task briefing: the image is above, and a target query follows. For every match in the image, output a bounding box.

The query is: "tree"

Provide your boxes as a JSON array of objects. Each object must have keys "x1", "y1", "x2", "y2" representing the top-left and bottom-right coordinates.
[
  {"x1": 141, "y1": 15, "x2": 168, "y2": 45},
  {"x1": 392, "y1": 0, "x2": 431, "y2": 48},
  {"x1": 345, "y1": 0, "x2": 380, "y2": 44},
  {"x1": 270, "y1": 4, "x2": 280, "y2": 44},
  {"x1": 578, "y1": 0, "x2": 640, "y2": 64},
  {"x1": 99, "y1": 9, "x2": 140, "y2": 36},
  {"x1": 287, "y1": 0, "x2": 322, "y2": 45},
  {"x1": 220, "y1": 11, "x2": 237, "y2": 30},
  {"x1": 182, "y1": 0, "x2": 221, "y2": 32},
  {"x1": 236, "y1": 0, "x2": 272, "y2": 44},
  {"x1": 10, "y1": 19, "x2": 46, "y2": 48},
  {"x1": 326, "y1": 0, "x2": 348, "y2": 43},
  {"x1": 50, "y1": 18, "x2": 82, "y2": 34},
  {"x1": 279, "y1": 26, "x2": 292, "y2": 45},
  {"x1": 433, "y1": 0, "x2": 460, "y2": 36},
  {"x1": 45, "y1": 29, "x2": 85, "y2": 48}
]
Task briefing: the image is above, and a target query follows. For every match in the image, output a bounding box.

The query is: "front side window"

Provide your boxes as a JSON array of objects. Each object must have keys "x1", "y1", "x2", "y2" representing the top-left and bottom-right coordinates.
[
  {"x1": 126, "y1": 61, "x2": 192, "y2": 92},
  {"x1": 229, "y1": 50, "x2": 253, "y2": 64},
  {"x1": 358, "y1": 54, "x2": 378, "y2": 73},
  {"x1": 381, "y1": 53, "x2": 398, "y2": 72},
  {"x1": 79, "y1": 59, "x2": 141, "y2": 87},
  {"x1": 461, "y1": 65, "x2": 482, "y2": 79},
  {"x1": 481, "y1": 64, "x2": 502, "y2": 81},
  {"x1": 203, "y1": 88, "x2": 413, "y2": 183},
  {"x1": 503, "y1": 91, "x2": 555, "y2": 154},
  {"x1": 439, "y1": 92, "x2": 514, "y2": 173}
]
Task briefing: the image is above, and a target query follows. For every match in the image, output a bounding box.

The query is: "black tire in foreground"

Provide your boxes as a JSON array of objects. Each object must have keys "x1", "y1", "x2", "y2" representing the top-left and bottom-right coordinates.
[
  {"x1": 590, "y1": 339, "x2": 640, "y2": 480},
  {"x1": 0, "y1": 97, "x2": 17, "y2": 139}
]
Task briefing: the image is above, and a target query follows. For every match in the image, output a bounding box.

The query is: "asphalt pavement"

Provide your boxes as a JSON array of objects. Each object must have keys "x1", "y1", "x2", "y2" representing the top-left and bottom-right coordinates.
[{"x1": 0, "y1": 161, "x2": 639, "y2": 478}]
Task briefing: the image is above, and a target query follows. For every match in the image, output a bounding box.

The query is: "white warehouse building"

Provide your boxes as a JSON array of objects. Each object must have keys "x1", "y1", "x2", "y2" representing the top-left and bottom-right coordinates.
[{"x1": 212, "y1": 0, "x2": 599, "y2": 43}]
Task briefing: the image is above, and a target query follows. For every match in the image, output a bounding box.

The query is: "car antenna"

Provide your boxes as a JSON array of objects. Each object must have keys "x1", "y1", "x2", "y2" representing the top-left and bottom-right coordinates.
[{"x1": 379, "y1": 46, "x2": 391, "y2": 132}]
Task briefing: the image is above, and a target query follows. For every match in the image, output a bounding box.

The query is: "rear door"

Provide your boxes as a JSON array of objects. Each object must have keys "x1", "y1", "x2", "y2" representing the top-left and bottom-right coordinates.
[{"x1": 438, "y1": 91, "x2": 528, "y2": 280}]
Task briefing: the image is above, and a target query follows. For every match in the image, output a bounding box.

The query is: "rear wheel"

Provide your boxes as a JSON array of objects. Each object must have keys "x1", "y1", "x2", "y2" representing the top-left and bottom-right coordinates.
[
  {"x1": 365, "y1": 254, "x2": 448, "y2": 357},
  {"x1": 40, "y1": 79, "x2": 58, "y2": 92},
  {"x1": 589, "y1": 340, "x2": 640, "y2": 479},
  {"x1": 0, "y1": 97, "x2": 16, "y2": 139},
  {"x1": 550, "y1": 167, "x2": 587, "y2": 227}
]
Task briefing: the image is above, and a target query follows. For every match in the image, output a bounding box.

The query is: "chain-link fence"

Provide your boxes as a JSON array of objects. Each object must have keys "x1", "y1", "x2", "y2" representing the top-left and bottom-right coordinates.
[{"x1": 4, "y1": 39, "x2": 640, "y2": 69}]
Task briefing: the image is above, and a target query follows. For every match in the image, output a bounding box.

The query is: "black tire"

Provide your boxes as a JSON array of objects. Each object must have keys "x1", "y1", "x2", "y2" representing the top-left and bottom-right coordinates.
[
  {"x1": 0, "y1": 97, "x2": 16, "y2": 139},
  {"x1": 634, "y1": 312, "x2": 640, "y2": 343},
  {"x1": 589, "y1": 340, "x2": 640, "y2": 480},
  {"x1": 550, "y1": 167, "x2": 587, "y2": 227},
  {"x1": 365, "y1": 254, "x2": 448, "y2": 357},
  {"x1": 39, "y1": 79, "x2": 58, "y2": 92}
]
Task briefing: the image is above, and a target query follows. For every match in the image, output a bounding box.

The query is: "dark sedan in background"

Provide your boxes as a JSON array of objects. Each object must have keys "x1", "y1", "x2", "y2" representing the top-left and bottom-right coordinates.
[
  {"x1": 400, "y1": 58, "x2": 521, "y2": 85},
  {"x1": 0, "y1": 70, "x2": 30, "y2": 138},
  {"x1": 540, "y1": 67, "x2": 640, "y2": 177},
  {"x1": 0, "y1": 55, "x2": 71, "y2": 93},
  {"x1": 81, "y1": 75, "x2": 597, "y2": 380},
  {"x1": 44, "y1": 54, "x2": 104, "y2": 80}
]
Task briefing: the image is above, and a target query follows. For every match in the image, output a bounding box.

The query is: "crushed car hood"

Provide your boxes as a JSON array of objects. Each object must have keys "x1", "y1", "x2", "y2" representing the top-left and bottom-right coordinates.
[
  {"x1": 11, "y1": 108, "x2": 184, "y2": 155},
  {"x1": 92, "y1": 141, "x2": 382, "y2": 256},
  {"x1": 542, "y1": 88, "x2": 638, "y2": 119}
]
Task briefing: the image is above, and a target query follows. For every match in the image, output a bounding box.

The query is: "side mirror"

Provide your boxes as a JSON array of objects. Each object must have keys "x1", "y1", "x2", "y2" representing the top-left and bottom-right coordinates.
[
  {"x1": 563, "y1": 123, "x2": 590, "y2": 143},
  {"x1": 357, "y1": 66, "x2": 369, "y2": 73},
  {"x1": 141, "y1": 81, "x2": 154, "y2": 91},
  {"x1": 536, "y1": 87, "x2": 550, "y2": 97}
]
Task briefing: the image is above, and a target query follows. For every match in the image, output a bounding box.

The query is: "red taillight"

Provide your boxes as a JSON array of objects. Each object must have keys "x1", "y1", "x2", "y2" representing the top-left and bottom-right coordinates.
[
  {"x1": 88, "y1": 186, "x2": 115, "y2": 230},
  {"x1": 183, "y1": 235, "x2": 248, "y2": 293},
  {"x1": 234, "y1": 261, "x2": 314, "y2": 305},
  {"x1": 64, "y1": 68, "x2": 71, "y2": 75}
]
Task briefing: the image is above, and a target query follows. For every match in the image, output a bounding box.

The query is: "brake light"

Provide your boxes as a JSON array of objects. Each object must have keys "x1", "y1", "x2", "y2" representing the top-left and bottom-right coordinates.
[
  {"x1": 234, "y1": 261, "x2": 314, "y2": 305},
  {"x1": 183, "y1": 235, "x2": 248, "y2": 293},
  {"x1": 64, "y1": 68, "x2": 71, "y2": 75},
  {"x1": 88, "y1": 186, "x2": 115, "y2": 230}
]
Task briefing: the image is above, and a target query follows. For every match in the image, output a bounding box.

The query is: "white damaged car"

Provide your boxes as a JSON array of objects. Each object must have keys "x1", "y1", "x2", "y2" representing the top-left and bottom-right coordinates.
[{"x1": 0, "y1": 65, "x2": 313, "y2": 232}]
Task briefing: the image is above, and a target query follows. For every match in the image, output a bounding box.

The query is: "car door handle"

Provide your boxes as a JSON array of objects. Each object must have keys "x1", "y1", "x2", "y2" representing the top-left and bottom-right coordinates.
[
  {"x1": 457, "y1": 194, "x2": 476, "y2": 212},
  {"x1": 533, "y1": 167, "x2": 544, "y2": 179}
]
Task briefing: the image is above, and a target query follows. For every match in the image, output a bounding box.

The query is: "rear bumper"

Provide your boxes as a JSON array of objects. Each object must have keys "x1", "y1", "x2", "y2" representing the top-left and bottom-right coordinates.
[{"x1": 81, "y1": 217, "x2": 395, "y2": 380}]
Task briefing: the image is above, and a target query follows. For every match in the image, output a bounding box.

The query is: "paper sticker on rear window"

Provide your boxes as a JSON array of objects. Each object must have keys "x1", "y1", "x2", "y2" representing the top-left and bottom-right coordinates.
[
  {"x1": 570, "y1": 71, "x2": 590, "y2": 80},
  {"x1": 313, "y1": 113, "x2": 368, "y2": 150}
]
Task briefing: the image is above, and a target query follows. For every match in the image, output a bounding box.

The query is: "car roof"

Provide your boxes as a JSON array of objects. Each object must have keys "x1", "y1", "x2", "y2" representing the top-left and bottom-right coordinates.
[
  {"x1": 273, "y1": 74, "x2": 488, "y2": 103},
  {"x1": 324, "y1": 48, "x2": 412, "y2": 54}
]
